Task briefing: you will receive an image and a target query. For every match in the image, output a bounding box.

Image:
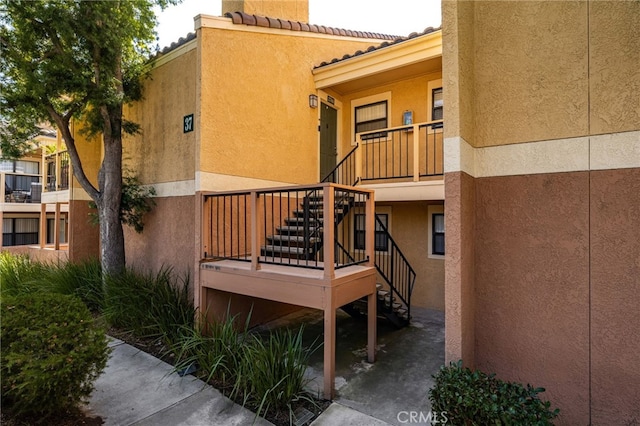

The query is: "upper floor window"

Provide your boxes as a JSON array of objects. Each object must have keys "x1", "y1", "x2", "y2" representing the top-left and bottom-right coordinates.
[
  {"x1": 0, "y1": 160, "x2": 39, "y2": 175},
  {"x1": 355, "y1": 100, "x2": 388, "y2": 140},
  {"x1": 432, "y1": 87, "x2": 443, "y2": 121}
]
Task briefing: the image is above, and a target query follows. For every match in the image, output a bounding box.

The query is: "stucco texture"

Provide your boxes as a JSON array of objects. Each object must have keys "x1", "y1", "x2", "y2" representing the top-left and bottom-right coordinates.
[
  {"x1": 123, "y1": 48, "x2": 197, "y2": 185},
  {"x1": 474, "y1": 172, "x2": 590, "y2": 424},
  {"x1": 68, "y1": 200, "x2": 100, "y2": 262},
  {"x1": 444, "y1": 171, "x2": 475, "y2": 366},
  {"x1": 198, "y1": 27, "x2": 373, "y2": 185},
  {"x1": 124, "y1": 196, "x2": 195, "y2": 276},
  {"x1": 444, "y1": 0, "x2": 640, "y2": 148},
  {"x1": 590, "y1": 168, "x2": 640, "y2": 424},
  {"x1": 376, "y1": 201, "x2": 445, "y2": 310},
  {"x1": 589, "y1": 1, "x2": 640, "y2": 135},
  {"x1": 338, "y1": 73, "x2": 440, "y2": 154}
]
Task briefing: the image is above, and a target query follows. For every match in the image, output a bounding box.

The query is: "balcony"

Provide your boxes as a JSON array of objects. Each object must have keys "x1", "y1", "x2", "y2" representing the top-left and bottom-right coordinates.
[
  {"x1": 197, "y1": 183, "x2": 378, "y2": 399},
  {"x1": 44, "y1": 150, "x2": 70, "y2": 192},
  {"x1": 324, "y1": 120, "x2": 444, "y2": 201}
]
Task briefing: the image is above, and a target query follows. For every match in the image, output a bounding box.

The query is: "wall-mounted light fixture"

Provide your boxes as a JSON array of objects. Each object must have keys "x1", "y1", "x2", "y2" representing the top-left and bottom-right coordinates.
[{"x1": 309, "y1": 94, "x2": 318, "y2": 109}]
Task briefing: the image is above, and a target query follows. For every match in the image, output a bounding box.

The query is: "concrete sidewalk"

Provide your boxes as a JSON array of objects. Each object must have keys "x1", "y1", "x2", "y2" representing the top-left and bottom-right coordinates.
[{"x1": 87, "y1": 337, "x2": 387, "y2": 425}]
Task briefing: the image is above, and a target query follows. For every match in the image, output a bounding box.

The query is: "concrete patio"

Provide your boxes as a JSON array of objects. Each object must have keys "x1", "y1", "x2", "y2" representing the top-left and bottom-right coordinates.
[{"x1": 256, "y1": 306, "x2": 446, "y2": 425}]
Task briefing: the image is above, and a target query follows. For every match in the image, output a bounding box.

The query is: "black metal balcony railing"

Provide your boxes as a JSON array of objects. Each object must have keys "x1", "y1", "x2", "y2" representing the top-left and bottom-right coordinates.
[
  {"x1": 358, "y1": 120, "x2": 444, "y2": 182},
  {"x1": 202, "y1": 184, "x2": 374, "y2": 272},
  {"x1": 361, "y1": 125, "x2": 414, "y2": 181},
  {"x1": 45, "y1": 150, "x2": 70, "y2": 192}
]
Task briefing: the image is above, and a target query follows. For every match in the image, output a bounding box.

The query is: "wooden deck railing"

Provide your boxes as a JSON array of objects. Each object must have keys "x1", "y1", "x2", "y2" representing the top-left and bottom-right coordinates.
[{"x1": 201, "y1": 183, "x2": 376, "y2": 278}]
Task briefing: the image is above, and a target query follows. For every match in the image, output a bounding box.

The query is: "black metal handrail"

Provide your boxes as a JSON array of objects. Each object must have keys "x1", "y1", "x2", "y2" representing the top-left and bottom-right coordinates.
[
  {"x1": 321, "y1": 143, "x2": 359, "y2": 186},
  {"x1": 373, "y1": 215, "x2": 416, "y2": 320}
]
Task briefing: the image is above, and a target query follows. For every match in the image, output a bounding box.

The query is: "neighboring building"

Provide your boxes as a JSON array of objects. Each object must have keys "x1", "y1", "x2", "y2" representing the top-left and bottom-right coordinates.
[{"x1": 0, "y1": 125, "x2": 99, "y2": 263}]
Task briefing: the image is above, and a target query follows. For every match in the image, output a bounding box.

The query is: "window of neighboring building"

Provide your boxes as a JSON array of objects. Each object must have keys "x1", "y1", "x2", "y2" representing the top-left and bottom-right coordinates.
[
  {"x1": 2, "y1": 218, "x2": 39, "y2": 246},
  {"x1": 355, "y1": 100, "x2": 388, "y2": 140},
  {"x1": 46, "y1": 217, "x2": 67, "y2": 244},
  {"x1": 354, "y1": 213, "x2": 389, "y2": 252},
  {"x1": 432, "y1": 213, "x2": 445, "y2": 255},
  {"x1": 0, "y1": 160, "x2": 39, "y2": 174},
  {"x1": 432, "y1": 87, "x2": 443, "y2": 121}
]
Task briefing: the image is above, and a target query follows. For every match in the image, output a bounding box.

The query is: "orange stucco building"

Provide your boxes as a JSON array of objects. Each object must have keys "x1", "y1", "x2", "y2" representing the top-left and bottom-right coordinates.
[{"x1": 19, "y1": 0, "x2": 638, "y2": 422}]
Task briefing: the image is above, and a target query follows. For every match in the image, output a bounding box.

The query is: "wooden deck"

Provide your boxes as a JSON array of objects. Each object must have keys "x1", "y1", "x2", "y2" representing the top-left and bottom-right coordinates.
[{"x1": 197, "y1": 259, "x2": 377, "y2": 399}]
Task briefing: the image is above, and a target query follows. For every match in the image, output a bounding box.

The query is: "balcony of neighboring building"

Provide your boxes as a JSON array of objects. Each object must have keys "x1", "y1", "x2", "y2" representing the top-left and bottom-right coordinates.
[
  {"x1": 42, "y1": 149, "x2": 71, "y2": 203},
  {"x1": 1, "y1": 158, "x2": 43, "y2": 213}
]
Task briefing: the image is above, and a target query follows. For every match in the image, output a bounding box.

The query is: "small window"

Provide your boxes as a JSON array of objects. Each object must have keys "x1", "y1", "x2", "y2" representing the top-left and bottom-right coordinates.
[
  {"x1": 432, "y1": 87, "x2": 443, "y2": 121},
  {"x1": 432, "y1": 213, "x2": 445, "y2": 255},
  {"x1": 354, "y1": 213, "x2": 389, "y2": 251},
  {"x1": 355, "y1": 101, "x2": 388, "y2": 140}
]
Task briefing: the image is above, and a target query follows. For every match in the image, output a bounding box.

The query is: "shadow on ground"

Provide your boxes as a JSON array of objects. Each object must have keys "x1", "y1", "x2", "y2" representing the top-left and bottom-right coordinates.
[{"x1": 256, "y1": 306, "x2": 445, "y2": 425}]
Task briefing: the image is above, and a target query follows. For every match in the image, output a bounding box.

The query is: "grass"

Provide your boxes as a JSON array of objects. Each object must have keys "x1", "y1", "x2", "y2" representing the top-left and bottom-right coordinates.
[{"x1": 0, "y1": 252, "x2": 321, "y2": 425}]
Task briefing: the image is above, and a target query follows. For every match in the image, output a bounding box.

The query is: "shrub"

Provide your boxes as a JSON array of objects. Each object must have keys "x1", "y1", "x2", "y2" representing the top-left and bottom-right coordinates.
[
  {"x1": 429, "y1": 360, "x2": 560, "y2": 425},
  {"x1": 1, "y1": 293, "x2": 110, "y2": 418},
  {"x1": 240, "y1": 326, "x2": 317, "y2": 418},
  {"x1": 41, "y1": 258, "x2": 103, "y2": 311},
  {"x1": 0, "y1": 252, "x2": 48, "y2": 298},
  {"x1": 103, "y1": 266, "x2": 194, "y2": 346},
  {"x1": 173, "y1": 312, "x2": 249, "y2": 387}
]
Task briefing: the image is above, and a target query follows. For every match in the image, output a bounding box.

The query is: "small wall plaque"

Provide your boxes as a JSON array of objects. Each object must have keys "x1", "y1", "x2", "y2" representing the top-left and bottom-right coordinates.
[{"x1": 183, "y1": 114, "x2": 194, "y2": 133}]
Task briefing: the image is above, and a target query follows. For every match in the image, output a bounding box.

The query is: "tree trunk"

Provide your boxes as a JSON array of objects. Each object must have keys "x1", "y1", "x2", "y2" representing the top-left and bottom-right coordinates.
[{"x1": 96, "y1": 125, "x2": 125, "y2": 277}]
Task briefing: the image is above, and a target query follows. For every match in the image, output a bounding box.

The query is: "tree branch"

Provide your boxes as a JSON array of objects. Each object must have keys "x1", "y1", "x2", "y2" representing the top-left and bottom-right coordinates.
[{"x1": 45, "y1": 103, "x2": 100, "y2": 201}]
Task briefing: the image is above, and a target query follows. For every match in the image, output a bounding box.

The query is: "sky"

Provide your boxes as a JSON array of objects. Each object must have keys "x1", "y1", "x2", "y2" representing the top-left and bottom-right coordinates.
[{"x1": 155, "y1": 0, "x2": 442, "y2": 49}]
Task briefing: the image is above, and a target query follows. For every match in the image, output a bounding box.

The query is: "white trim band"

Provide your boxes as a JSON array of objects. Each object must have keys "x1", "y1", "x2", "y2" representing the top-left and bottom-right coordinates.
[{"x1": 445, "y1": 130, "x2": 640, "y2": 177}]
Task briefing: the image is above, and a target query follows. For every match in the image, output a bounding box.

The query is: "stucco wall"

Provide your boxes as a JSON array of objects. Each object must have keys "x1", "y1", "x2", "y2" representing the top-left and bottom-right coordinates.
[
  {"x1": 376, "y1": 201, "x2": 444, "y2": 310},
  {"x1": 443, "y1": 2, "x2": 640, "y2": 422},
  {"x1": 443, "y1": 171, "x2": 475, "y2": 366},
  {"x1": 338, "y1": 73, "x2": 441, "y2": 155},
  {"x1": 198, "y1": 27, "x2": 374, "y2": 185},
  {"x1": 590, "y1": 168, "x2": 640, "y2": 424},
  {"x1": 124, "y1": 195, "x2": 195, "y2": 276},
  {"x1": 474, "y1": 172, "x2": 591, "y2": 424},
  {"x1": 445, "y1": 0, "x2": 640, "y2": 148},
  {"x1": 123, "y1": 47, "x2": 198, "y2": 185},
  {"x1": 68, "y1": 200, "x2": 100, "y2": 262}
]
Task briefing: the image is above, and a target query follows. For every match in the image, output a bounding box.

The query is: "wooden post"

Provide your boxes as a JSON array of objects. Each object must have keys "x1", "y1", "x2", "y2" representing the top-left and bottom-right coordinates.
[
  {"x1": 323, "y1": 184, "x2": 335, "y2": 280},
  {"x1": 40, "y1": 202, "x2": 47, "y2": 248},
  {"x1": 323, "y1": 303, "x2": 336, "y2": 400},
  {"x1": 54, "y1": 202, "x2": 60, "y2": 250},
  {"x1": 367, "y1": 291, "x2": 377, "y2": 363},
  {"x1": 194, "y1": 191, "x2": 204, "y2": 314},
  {"x1": 413, "y1": 123, "x2": 420, "y2": 182},
  {"x1": 250, "y1": 191, "x2": 261, "y2": 271}
]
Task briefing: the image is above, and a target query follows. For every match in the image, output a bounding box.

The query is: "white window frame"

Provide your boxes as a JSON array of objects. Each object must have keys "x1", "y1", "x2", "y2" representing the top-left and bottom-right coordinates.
[
  {"x1": 351, "y1": 92, "x2": 392, "y2": 145},
  {"x1": 427, "y1": 204, "x2": 445, "y2": 260}
]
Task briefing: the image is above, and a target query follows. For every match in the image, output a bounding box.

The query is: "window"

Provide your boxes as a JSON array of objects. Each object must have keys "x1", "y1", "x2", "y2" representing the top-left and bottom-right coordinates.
[
  {"x1": 432, "y1": 87, "x2": 443, "y2": 121},
  {"x1": 355, "y1": 101, "x2": 388, "y2": 140},
  {"x1": 0, "y1": 160, "x2": 39, "y2": 174},
  {"x1": 432, "y1": 213, "x2": 445, "y2": 255},
  {"x1": 354, "y1": 213, "x2": 389, "y2": 252},
  {"x1": 2, "y1": 218, "x2": 39, "y2": 246}
]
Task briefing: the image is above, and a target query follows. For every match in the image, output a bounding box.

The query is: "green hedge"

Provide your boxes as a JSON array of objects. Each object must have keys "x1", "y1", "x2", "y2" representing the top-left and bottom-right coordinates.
[
  {"x1": 429, "y1": 360, "x2": 560, "y2": 425},
  {"x1": 1, "y1": 293, "x2": 110, "y2": 417}
]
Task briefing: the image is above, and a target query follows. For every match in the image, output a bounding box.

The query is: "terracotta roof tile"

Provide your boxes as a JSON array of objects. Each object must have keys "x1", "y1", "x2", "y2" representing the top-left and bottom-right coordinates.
[
  {"x1": 224, "y1": 11, "x2": 398, "y2": 41},
  {"x1": 315, "y1": 26, "x2": 441, "y2": 68},
  {"x1": 155, "y1": 32, "x2": 197, "y2": 57}
]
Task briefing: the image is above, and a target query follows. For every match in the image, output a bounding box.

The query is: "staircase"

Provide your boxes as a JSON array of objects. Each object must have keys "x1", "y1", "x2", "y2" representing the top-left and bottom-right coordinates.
[
  {"x1": 321, "y1": 145, "x2": 416, "y2": 328},
  {"x1": 260, "y1": 190, "x2": 354, "y2": 262}
]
